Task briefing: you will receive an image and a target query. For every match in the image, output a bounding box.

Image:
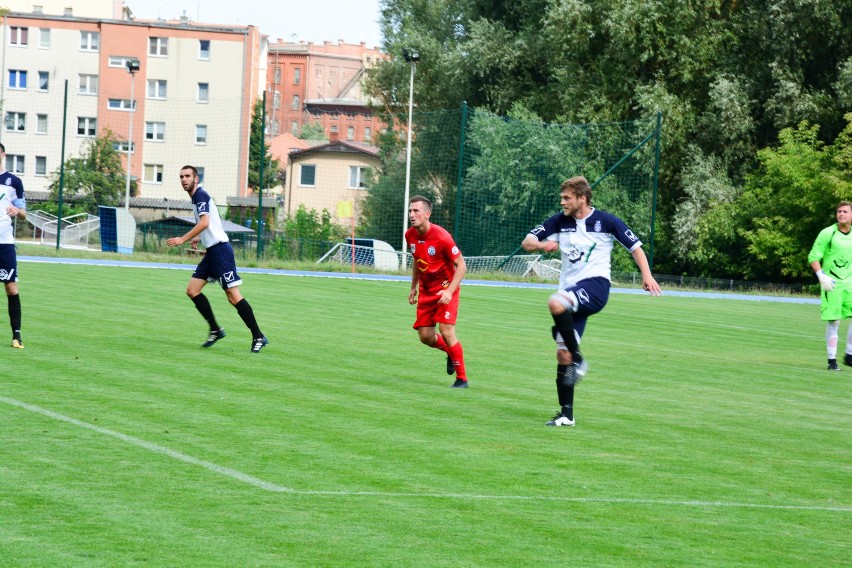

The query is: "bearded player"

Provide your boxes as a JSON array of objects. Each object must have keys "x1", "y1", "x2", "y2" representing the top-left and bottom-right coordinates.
[
  {"x1": 406, "y1": 195, "x2": 469, "y2": 387},
  {"x1": 166, "y1": 165, "x2": 268, "y2": 353}
]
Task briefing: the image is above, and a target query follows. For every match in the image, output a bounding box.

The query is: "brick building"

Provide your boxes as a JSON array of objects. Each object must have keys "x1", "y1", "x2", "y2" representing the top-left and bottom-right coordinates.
[{"x1": 266, "y1": 40, "x2": 385, "y2": 145}]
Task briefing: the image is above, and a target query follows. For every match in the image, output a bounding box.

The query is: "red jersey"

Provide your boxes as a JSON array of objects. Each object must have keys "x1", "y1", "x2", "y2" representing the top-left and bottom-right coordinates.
[{"x1": 406, "y1": 223, "x2": 462, "y2": 295}]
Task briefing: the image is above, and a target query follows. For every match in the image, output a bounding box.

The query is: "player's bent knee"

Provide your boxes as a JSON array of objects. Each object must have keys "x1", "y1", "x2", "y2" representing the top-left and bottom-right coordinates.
[{"x1": 548, "y1": 291, "x2": 577, "y2": 313}]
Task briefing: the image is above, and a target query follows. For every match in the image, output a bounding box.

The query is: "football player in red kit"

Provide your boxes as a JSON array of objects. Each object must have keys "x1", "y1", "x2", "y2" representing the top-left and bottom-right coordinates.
[{"x1": 406, "y1": 195, "x2": 469, "y2": 387}]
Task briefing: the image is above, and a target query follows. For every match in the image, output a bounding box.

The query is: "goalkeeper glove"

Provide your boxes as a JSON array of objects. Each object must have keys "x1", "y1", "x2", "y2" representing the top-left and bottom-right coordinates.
[{"x1": 817, "y1": 270, "x2": 836, "y2": 291}]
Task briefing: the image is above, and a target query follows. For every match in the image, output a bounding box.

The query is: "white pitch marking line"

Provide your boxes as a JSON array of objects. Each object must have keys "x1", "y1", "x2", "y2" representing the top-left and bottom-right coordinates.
[
  {"x1": 3, "y1": 397, "x2": 850, "y2": 513},
  {"x1": 0, "y1": 396, "x2": 293, "y2": 493}
]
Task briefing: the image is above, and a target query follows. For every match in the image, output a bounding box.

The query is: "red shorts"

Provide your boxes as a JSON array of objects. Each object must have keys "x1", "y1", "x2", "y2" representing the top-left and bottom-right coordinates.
[{"x1": 413, "y1": 289, "x2": 460, "y2": 328}]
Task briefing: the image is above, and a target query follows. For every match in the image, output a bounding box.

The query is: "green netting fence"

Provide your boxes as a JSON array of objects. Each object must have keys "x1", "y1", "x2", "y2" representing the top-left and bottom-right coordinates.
[{"x1": 358, "y1": 103, "x2": 661, "y2": 273}]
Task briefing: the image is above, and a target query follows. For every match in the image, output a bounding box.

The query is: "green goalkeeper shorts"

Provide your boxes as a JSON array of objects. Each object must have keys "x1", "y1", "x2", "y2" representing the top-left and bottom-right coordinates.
[{"x1": 820, "y1": 284, "x2": 852, "y2": 320}]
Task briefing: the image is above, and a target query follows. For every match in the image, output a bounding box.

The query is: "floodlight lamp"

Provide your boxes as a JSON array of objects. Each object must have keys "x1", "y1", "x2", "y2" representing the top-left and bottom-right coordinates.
[
  {"x1": 402, "y1": 48, "x2": 420, "y2": 63},
  {"x1": 126, "y1": 59, "x2": 140, "y2": 73}
]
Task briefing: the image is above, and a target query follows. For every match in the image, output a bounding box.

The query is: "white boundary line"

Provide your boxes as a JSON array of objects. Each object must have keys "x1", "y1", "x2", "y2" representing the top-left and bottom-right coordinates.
[{"x1": 3, "y1": 396, "x2": 849, "y2": 513}]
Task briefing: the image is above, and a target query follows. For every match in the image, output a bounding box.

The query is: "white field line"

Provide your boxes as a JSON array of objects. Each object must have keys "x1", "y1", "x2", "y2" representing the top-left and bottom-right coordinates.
[
  {"x1": 3, "y1": 396, "x2": 850, "y2": 513},
  {"x1": 0, "y1": 396, "x2": 292, "y2": 493}
]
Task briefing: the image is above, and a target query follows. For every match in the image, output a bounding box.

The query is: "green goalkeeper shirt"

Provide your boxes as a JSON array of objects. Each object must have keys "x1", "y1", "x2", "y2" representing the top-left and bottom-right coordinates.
[{"x1": 808, "y1": 224, "x2": 852, "y2": 284}]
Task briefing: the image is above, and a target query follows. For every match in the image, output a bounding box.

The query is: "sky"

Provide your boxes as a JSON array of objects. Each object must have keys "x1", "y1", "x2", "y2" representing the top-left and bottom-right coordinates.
[{"x1": 125, "y1": 0, "x2": 384, "y2": 48}]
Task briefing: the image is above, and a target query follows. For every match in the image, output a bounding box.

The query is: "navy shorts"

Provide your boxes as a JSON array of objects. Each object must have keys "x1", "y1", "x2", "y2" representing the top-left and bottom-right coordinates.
[
  {"x1": 192, "y1": 242, "x2": 242, "y2": 290},
  {"x1": 560, "y1": 276, "x2": 610, "y2": 338},
  {"x1": 0, "y1": 244, "x2": 18, "y2": 283}
]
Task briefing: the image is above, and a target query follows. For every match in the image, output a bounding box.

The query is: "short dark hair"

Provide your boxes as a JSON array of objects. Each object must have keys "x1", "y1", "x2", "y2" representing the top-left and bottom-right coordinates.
[
  {"x1": 0, "y1": 143, "x2": 6, "y2": 154},
  {"x1": 560, "y1": 176, "x2": 592, "y2": 204},
  {"x1": 181, "y1": 165, "x2": 198, "y2": 177},
  {"x1": 409, "y1": 195, "x2": 432, "y2": 211}
]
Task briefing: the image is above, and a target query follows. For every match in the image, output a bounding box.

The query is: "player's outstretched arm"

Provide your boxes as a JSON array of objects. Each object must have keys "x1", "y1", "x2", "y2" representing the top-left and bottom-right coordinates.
[{"x1": 631, "y1": 247, "x2": 662, "y2": 296}]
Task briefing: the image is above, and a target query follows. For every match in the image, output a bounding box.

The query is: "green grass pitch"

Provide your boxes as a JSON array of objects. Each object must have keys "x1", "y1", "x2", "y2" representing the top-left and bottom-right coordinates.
[{"x1": 1, "y1": 261, "x2": 849, "y2": 566}]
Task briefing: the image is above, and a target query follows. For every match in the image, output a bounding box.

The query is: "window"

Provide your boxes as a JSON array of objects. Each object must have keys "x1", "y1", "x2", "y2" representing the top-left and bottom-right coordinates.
[
  {"x1": 37, "y1": 114, "x2": 47, "y2": 134},
  {"x1": 146, "y1": 79, "x2": 167, "y2": 99},
  {"x1": 273, "y1": 91, "x2": 280, "y2": 110},
  {"x1": 196, "y1": 167, "x2": 205, "y2": 184},
  {"x1": 145, "y1": 121, "x2": 165, "y2": 141},
  {"x1": 108, "y1": 56, "x2": 134, "y2": 68},
  {"x1": 8, "y1": 70, "x2": 27, "y2": 90},
  {"x1": 299, "y1": 164, "x2": 316, "y2": 186},
  {"x1": 77, "y1": 117, "x2": 96, "y2": 136},
  {"x1": 35, "y1": 156, "x2": 47, "y2": 176},
  {"x1": 274, "y1": 67, "x2": 281, "y2": 84},
  {"x1": 291, "y1": 95, "x2": 300, "y2": 110},
  {"x1": 113, "y1": 141, "x2": 135, "y2": 153},
  {"x1": 294, "y1": 68, "x2": 301, "y2": 85},
  {"x1": 330, "y1": 125, "x2": 338, "y2": 134},
  {"x1": 144, "y1": 164, "x2": 164, "y2": 183},
  {"x1": 79, "y1": 74, "x2": 98, "y2": 94},
  {"x1": 195, "y1": 124, "x2": 207, "y2": 144},
  {"x1": 6, "y1": 155, "x2": 24, "y2": 173},
  {"x1": 199, "y1": 40, "x2": 210, "y2": 60},
  {"x1": 108, "y1": 99, "x2": 135, "y2": 111},
  {"x1": 149, "y1": 37, "x2": 168, "y2": 56},
  {"x1": 64, "y1": 7, "x2": 72, "y2": 15},
  {"x1": 363, "y1": 127, "x2": 372, "y2": 142},
  {"x1": 5, "y1": 112, "x2": 26, "y2": 132},
  {"x1": 347, "y1": 126, "x2": 355, "y2": 141},
  {"x1": 197, "y1": 83, "x2": 209, "y2": 102},
  {"x1": 80, "y1": 31, "x2": 99, "y2": 51},
  {"x1": 291, "y1": 121, "x2": 298, "y2": 135},
  {"x1": 38, "y1": 71, "x2": 49, "y2": 91},
  {"x1": 39, "y1": 28, "x2": 50, "y2": 48},
  {"x1": 349, "y1": 166, "x2": 368, "y2": 189},
  {"x1": 10, "y1": 27, "x2": 28, "y2": 46},
  {"x1": 272, "y1": 121, "x2": 279, "y2": 135},
  {"x1": 33, "y1": 5, "x2": 43, "y2": 14}
]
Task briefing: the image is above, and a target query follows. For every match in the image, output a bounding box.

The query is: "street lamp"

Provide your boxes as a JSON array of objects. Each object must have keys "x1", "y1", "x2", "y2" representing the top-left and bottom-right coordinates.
[
  {"x1": 401, "y1": 48, "x2": 419, "y2": 258},
  {"x1": 124, "y1": 59, "x2": 140, "y2": 211}
]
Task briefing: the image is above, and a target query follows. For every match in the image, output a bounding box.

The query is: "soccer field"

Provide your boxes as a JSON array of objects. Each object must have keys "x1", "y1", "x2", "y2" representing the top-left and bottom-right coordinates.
[{"x1": 1, "y1": 261, "x2": 849, "y2": 566}]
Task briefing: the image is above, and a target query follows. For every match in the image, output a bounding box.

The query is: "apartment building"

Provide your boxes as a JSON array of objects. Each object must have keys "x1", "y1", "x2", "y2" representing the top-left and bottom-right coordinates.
[
  {"x1": 0, "y1": 1, "x2": 263, "y2": 205},
  {"x1": 266, "y1": 40, "x2": 385, "y2": 146}
]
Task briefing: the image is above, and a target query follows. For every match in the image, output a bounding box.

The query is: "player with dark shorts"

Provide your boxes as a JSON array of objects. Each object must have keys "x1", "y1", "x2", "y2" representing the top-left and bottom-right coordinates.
[
  {"x1": 166, "y1": 165, "x2": 268, "y2": 353},
  {"x1": 406, "y1": 195, "x2": 469, "y2": 387},
  {"x1": 0, "y1": 143, "x2": 27, "y2": 349},
  {"x1": 522, "y1": 176, "x2": 661, "y2": 426}
]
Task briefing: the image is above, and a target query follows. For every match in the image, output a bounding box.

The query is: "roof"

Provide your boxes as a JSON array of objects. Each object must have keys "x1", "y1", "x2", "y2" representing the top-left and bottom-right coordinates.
[
  {"x1": 268, "y1": 132, "x2": 310, "y2": 163},
  {"x1": 137, "y1": 216, "x2": 255, "y2": 234},
  {"x1": 289, "y1": 140, "x2": 380, "y2": 159},
  {"x1": 226, "y1": 196, "x2": 279, "y2": 207}
]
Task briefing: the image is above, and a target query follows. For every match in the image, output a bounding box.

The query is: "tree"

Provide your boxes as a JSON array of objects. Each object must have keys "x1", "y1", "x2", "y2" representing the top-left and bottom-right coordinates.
[
  {"x1": 248, "y1": 99, "x2": 281, "y2": 192},
  {"x1": 368, "y1": 0, "x2": 852, "y2": 279},
  {"x1": 47, "y1": 130, "x2": 135, "y2": 215},
  {"x1": 298, "y1": 121, "x2": 327, "y2": 140}
]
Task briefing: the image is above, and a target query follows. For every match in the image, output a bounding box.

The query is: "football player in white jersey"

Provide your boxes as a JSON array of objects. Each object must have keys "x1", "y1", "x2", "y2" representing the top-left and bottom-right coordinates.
[
  {"x1": 0, "y1": 143, "x2": 27, "y2": 349},
  {"x1": 166, "y1": 165, "x2": 268, "y2": 353},
  {"x1": 522, "y1": 176, "x2": 661, "y2": 426}
]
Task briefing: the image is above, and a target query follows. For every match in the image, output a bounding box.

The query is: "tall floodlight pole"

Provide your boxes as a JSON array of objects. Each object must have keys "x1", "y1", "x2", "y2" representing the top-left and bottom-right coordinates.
[
  {"x1": 401, "y1": 48, "x2": 419, "y2": 259},
  {"x1": 125, "y1": 59, "x2": 140, "y2": 211}
]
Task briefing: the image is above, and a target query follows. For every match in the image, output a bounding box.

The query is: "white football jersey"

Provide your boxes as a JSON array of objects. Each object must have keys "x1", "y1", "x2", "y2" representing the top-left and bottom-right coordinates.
[{"x1": 527, "y1": 208, "x2": 642, "y2": 289}]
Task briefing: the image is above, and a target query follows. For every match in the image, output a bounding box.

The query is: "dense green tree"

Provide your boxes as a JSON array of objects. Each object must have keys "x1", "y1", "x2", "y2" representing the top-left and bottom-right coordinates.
[
  {"x1": 366, "y1": 0, "x2": 852, "y2": 280},
  {"x1": 47, "y1": 130, "x2": 135, "y2": 215},
  {"x1": 248, "y1": 100, "x2": 281, "y2": 191}
]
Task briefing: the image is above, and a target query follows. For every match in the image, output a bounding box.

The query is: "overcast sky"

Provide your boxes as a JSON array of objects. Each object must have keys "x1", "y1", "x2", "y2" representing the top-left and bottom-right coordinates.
[{"x1": 126, "y1": 0, "x2": 384, "y2": 48}]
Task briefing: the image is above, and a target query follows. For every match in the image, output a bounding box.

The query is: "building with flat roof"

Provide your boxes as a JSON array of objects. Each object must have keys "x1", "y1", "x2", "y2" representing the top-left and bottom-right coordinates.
[
  {"x1": 266, "y1": 39, "x2": 386, "y2": 146},
  {"x1": 0, "y1": 2, "x2": 263, "y2": 206}
]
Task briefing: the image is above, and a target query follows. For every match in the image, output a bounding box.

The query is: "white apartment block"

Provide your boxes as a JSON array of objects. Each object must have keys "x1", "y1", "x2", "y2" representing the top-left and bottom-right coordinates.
[{"x1": 0, "y1": 2, "x2": 264, "y2": 205}]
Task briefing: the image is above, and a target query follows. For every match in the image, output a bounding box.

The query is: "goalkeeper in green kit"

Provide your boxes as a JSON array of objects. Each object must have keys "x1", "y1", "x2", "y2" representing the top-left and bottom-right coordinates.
[{"x1": 808, "y1": 201, "x2": 852, "y2": 371}]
